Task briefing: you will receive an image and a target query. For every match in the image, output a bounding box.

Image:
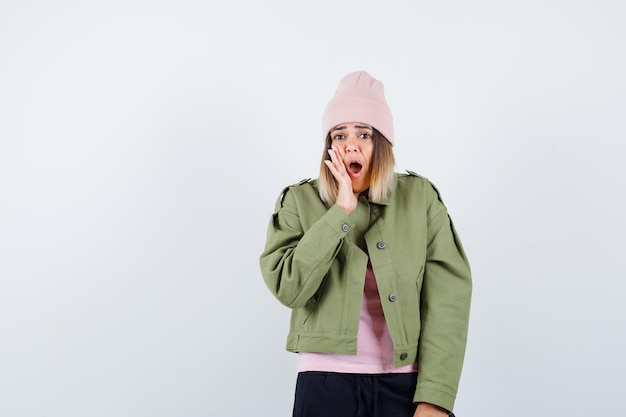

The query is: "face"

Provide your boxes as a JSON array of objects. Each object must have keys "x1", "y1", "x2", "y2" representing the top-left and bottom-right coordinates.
[{"x1": 329, "y1": 122, "x2": 375, "y2": 194}]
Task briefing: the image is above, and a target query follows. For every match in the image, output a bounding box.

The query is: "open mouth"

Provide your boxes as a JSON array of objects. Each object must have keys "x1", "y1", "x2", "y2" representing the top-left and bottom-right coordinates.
[{"x1": 348, "y1": 162, "x2": 363, "y2": 174}]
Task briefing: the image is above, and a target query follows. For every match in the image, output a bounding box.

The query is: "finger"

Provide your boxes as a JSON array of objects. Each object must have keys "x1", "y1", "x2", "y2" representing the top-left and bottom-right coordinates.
[
  {"x1": 325, "y1": 151, "x2": 350, "y2": 185},
  {"x1": 329, "y1": 146, "x2": 348, "y2": 175},
  {"x1": 325, "y1": 157, "x2": 346, "y2": 182},
  {"x1": 326, "y1": 148, "x2": 343, "y2": 175},
  {"x1": 324, "y1": 159, "x2": 338, "y2": 176},
  {"x1": 326, "y1": 148, "x2": 338, "y2": 170},
  {"x1": 333, "y1": 145, "x2": 346, "y2": 163}
]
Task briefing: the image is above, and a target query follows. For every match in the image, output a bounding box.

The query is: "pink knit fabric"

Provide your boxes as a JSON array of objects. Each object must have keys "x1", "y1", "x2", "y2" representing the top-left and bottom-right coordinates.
[
  {"x1": 322, "y1": 71, "x2": 395, "y2": 145},
  {"x1": 297, "y1": 261, "x2": 417, "y2": 374}
]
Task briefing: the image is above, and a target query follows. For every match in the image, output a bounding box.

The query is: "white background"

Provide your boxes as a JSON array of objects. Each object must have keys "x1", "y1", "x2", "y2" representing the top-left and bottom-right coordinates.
[{"x1": 1, "y1": 1, "x2": 625, "y2": 416}]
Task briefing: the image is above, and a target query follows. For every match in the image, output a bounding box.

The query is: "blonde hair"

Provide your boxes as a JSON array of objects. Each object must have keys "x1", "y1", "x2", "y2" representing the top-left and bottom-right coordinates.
[{"x1": 318, "y1": 129, "x2": 396, "y2": 206}]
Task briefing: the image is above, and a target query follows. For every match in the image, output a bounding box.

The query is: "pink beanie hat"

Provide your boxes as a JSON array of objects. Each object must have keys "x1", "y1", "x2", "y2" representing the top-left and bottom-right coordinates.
[{"x1": 322, "y1": 71, "x2": 394, "y2": 146}]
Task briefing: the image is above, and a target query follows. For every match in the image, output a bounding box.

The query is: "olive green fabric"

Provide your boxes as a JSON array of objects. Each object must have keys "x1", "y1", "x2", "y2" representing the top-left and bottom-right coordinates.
[{"x1": 259, "y1": 172, "x2": 472, "y2": 412}]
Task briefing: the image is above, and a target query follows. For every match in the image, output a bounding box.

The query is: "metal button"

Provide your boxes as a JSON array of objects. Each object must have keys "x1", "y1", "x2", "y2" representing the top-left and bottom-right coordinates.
[
  {"x1": 376, "y1": 241, "x2": 386, "y2": 249},
  {"x1": 342, "y1": 223, "x2": 349, "y2": 232},
  {"x1": 389, "y1": 294, "x2": 397, "y2": 302},
  {"x1": 400, "y1": 352, "x2": 408, "y2": 360}
]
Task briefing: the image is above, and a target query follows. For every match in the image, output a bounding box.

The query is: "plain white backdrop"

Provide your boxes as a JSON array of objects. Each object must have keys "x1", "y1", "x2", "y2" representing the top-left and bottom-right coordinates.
[{"x1": 1, "y1": 1, "x2": 625, "y2": 416}]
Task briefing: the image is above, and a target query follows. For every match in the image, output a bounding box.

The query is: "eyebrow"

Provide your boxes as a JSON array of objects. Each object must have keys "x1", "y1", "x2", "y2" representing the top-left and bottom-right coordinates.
[{"x1": 330, "y1": 125, "x2": 373, "y2": 132}]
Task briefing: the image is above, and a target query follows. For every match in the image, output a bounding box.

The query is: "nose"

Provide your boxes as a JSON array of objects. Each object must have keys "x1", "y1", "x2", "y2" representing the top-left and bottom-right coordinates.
[{"x1": 345, "y1": 135, "x2": 358, "y2": 152}]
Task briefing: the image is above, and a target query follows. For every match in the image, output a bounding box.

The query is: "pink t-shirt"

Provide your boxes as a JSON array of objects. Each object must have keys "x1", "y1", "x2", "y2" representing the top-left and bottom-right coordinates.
[{"x1": 298, "y1": 261, "x2": 418, "y2": 374}]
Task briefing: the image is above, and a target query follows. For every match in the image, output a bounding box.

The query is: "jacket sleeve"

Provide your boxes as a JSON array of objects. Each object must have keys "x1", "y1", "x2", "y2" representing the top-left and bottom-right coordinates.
[
  {"x1": 259, "y1": 185, "x2": 354, "y2": 308},
  {"x1": 413, "y1": 183, "x2": 472, "y2": 412}
]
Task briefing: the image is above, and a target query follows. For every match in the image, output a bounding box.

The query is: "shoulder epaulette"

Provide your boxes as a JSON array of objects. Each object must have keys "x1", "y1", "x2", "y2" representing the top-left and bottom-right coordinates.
[
  {"x1": 403, "y1": 170, "x2": 445, "y2": 203},
  {"x1": 405, "y1": 170, "x2": 428, "y2": 180},
  {"x1": 279, "y1": 178, "x2": 311, "y2": 206}
]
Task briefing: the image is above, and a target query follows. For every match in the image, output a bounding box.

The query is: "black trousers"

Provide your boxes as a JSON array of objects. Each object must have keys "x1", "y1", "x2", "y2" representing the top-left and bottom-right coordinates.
[{"x1": 292, "y1": 371, "x2": 455, "y2": 417}]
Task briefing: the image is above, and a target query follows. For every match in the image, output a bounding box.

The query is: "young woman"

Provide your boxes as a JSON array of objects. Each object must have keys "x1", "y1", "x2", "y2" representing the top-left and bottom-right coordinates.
[{"x1": 260, "y1": 71, "x2": 472, "y2": 417}]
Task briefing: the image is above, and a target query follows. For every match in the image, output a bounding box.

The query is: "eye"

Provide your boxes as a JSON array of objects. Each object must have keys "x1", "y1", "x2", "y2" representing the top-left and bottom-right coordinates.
[
  {"x1": 359, "y1": 133, "x2": 371, "y2": 139},
  {"x1": 333, "y1": 134, "x2": 345, "y2": 141}
]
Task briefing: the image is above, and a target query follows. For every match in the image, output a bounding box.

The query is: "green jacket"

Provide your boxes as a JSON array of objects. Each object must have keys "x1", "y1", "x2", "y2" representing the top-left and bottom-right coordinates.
[{"x1": 259, "y1": 171, "x2": 472, "y2": 411}]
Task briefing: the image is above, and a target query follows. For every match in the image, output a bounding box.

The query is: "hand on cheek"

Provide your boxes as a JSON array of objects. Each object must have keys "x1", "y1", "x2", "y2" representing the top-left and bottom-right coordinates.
[{"x1": 324, "y1": 146, "x2": 358, "y2": 215}]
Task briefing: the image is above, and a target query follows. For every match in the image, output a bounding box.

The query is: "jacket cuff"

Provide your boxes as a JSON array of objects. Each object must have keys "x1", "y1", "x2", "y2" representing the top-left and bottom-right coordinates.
[
  {"x1": 323, "y1": 204, "x2": 355, "y2": 237},
  {"x1": 413, "y1": 381, "x2": 456, "y2": 413}
]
